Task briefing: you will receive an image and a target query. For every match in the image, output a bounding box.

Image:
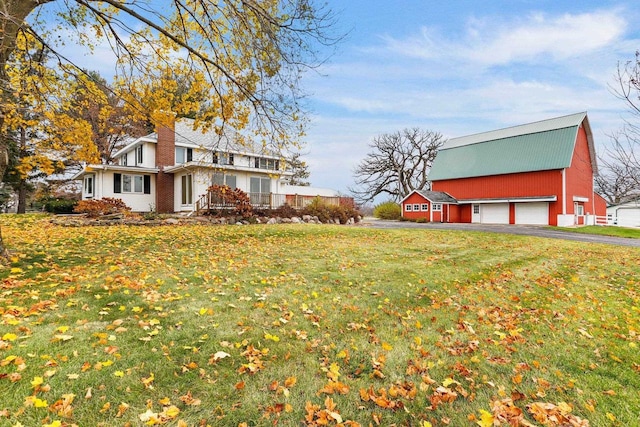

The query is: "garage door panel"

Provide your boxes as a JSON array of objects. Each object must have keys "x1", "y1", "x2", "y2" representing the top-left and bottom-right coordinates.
[
  {"x1": 617, "y1": 209, "x2": 640, "y2": 227},
  {"x1": 515, "y1": 202, "x2": 548, "y2": 225},
  {"x1": 481, "y1": 203, "x2": 509, "y2": 224}
]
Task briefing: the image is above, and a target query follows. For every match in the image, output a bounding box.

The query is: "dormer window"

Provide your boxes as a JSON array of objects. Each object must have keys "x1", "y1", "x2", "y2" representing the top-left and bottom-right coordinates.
[
  {"x1": 121, "y1": 154, "x2": 128, "y2": 166},
  {"x1": 254, "y1": 157, "x2": 278, "y2": 170},
  {"x1": 213, "y1": 152, "x2": 234, "y2": 165},
  {"x1": 136, "y1": 145, "x2": 143, "y2": 164},
  {"x1": 176, "y1": 147, "x2": 193, "y2": 164}
]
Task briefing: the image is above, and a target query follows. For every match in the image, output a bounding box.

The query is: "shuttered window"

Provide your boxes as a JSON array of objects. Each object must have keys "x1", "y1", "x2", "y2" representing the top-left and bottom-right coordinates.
[{"x1": 113, "y1": 173, "x2": 150, "y2": 194}]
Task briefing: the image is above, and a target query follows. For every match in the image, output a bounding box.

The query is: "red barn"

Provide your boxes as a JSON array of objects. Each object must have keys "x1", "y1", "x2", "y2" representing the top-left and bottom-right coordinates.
[{"x1": 422, "y1": 112, "x2": 605, "y2": 226}]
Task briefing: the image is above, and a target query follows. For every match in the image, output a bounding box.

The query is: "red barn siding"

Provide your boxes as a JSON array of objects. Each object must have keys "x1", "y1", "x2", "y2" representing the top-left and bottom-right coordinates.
[
  {"x1": 432, "y1": 169, "x2": 562, "y2": 200},
  {"x1": 433, "y1": 170, "x2": 564, "y2": 225},
  {"x1": 565, "y1": 126, "x2": 595, "y2": 215},
  {"x1": 593, "y1": 193, "x2": 607, "y2": 217},
  {"x1": 448, "y1": 205, "x2": 461, "y2": 223}
]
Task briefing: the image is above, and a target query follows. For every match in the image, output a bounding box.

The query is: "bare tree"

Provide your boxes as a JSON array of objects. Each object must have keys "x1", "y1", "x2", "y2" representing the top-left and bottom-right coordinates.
[
  {"x1": 350, "y1": 128, "x2": 445, "y2": 203},
  {"x1": 597, "y1": 50, "x2": 640, "y2": 204},
  {"x1": 596, "y1": 126, "x2": 640, "y2": 204}
]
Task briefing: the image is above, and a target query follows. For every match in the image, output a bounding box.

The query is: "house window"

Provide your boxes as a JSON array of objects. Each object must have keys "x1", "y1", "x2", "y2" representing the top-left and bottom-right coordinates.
[
  {"x1": 84, "y1": 175, "x2": 94, "y2": 197},
  {"x1": 122, "y1": 175, "x2": 144, "y2": 193},
  {"x1": 136, "y1": 145, "x2": 143, "y2": 164},
  {"x1": 250, "y1": 177, "x2": 271, "y2": 204},
  {"x1": 413, "y1": 204, "x2": 420, "y2": 211},
  {"x1": 121, "y1": 154, "x2": 128, "y2": 166},
  {"x1": 181, "y1": 174, "x2": 193, "y2": 205},
  {"x1": 254, "y1": 157, "x2": 278, "y2": 170},
  {"x1": 212, "y1": 173, "x2": 224, "y2": 186},
  {"x1": 432, "y1": 203, "x2": 442, "y2": 212},
  {"x1": 213, "y1": 152, "x2": 234, "y2": 165},
  {"x1": 405, "y1": 204, "x2": 412, "y2": 212},
  {"x1": 176, "y1": 147, "x2": 193, "y2": 164},
  {"x1": 225, "y1": 175, "x2": 237, "y2": 189},
  {"x1": 211, "y1": 173, "x2": 236, "y2": 189},
  {"x1": 113, "y1": 173, "x2": 151, "y2": 194},
  {"x1": 421, "y1": 204, "x2": 429, "y2": 211}
]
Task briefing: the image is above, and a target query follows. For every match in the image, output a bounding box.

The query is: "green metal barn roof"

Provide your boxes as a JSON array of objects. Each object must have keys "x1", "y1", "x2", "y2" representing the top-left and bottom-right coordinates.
[{"x1": 429, "y1": 112, "x2": 595, "y2": 181}]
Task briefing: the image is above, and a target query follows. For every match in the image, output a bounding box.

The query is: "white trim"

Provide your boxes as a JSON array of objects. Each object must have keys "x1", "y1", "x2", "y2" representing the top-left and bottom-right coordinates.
[
  {"x1": 400, "y1": 190, "x2": 421, "y2": 204},
  {"x1": 562, "y1": 169, "x2": 567, "y2": 215},
  {"x1": 573, "y1": 196, "x2": 589, "y2": 202},
  {"x1": 72, "y1": 164, "x2": 159, "y2": 179},
  {"x1": 112, "y1": 136, "x2": 156, "y2": 158},
  {"x1": 163, "y1": 161, "x2": 293, "y2": 176},
  {"x1": 458, "y1": 196, "x2": 557, "y2": 204}
]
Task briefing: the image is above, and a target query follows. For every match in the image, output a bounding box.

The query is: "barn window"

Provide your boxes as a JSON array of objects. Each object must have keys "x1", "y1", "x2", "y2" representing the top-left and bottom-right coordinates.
[
  {"x1": 413, "y1": 204, "x2": 420, "y2": 211},
  {"x1": 432, "y1": 203, "x2": 442, "y2": 212},
  {"x1": 421, "y1": 204, "x2": 428, "y2": 211},
  {"x1": 405, "y1": 204, "x2": 412, "y2": 212}
]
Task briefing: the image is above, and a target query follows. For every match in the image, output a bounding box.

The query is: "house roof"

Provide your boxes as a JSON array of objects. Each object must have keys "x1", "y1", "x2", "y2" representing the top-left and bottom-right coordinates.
[
  {"x1": 171, "y1": 120, "x2": 278, "y2": 157},
  {"x1": 400, "y1": 190, "x2": 458, "y2": 204},
  {"x1": 429, "y1": 112, "x2": 596, "y2": 181},
  {"x1": 113, "y1": 119, "x2": 280, "y2": 159}
]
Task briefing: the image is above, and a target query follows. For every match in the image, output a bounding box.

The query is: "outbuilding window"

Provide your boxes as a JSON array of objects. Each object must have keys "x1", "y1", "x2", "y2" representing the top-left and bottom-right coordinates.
[
  {"x1": 432, "y1": 203, "x2": 442, "y2": 212},
  {"x1": 405, "y1": 204, "x2": 412, "y2": 212},
  {"x1": 421, "y1": 204, "x2": 429, "y2": 211},
  {"x1": 413, "y1": 204, "x2": 420, "y2": 211}
]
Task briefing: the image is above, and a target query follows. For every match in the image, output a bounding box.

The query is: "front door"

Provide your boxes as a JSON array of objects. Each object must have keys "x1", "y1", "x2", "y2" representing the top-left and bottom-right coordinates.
[{"x1": 472, "y1": 204, "x2": 481, "y2": 223}]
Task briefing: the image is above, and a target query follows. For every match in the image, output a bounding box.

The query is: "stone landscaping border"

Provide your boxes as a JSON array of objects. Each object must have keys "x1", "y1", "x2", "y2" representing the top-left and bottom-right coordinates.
[{"x1": 49, "y1": 214, "x2": 362, "y2": 227}]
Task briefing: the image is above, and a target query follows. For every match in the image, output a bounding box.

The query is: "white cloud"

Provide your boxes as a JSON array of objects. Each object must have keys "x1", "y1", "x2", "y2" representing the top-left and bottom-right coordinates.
[
  {"x1": 468, "y1": 11, "x2": 627, "y2": 65},
  {"x1": 381, "y1": 9, "x2": 627, "y2": 67}
]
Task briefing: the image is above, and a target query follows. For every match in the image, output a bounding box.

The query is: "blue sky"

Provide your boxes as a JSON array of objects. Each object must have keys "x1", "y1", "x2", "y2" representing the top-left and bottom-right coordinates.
[
  {"x1": 40, "y1": 0, "x2": 640, "y2": 197},
  {"x1": 302, "y1": 0, "x2": 640, "y2": 196}
]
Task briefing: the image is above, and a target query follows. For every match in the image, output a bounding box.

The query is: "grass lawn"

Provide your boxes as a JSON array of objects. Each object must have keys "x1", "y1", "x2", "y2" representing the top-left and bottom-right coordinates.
[
  {"x1": 1, "y1": 214, "x2": 639, "y2": 427},
  {"x1": 553, "y1": 225, "x2": 640, "y2": 239}
]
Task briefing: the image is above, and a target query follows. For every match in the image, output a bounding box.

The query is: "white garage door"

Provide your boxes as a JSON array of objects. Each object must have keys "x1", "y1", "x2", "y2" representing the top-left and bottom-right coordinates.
[
  {"x1": 617, "y1": 209, "x2": 640, "y2": 227},
  {"x1": 481, "y1": 203, "x2": 509, "y2": 224},
  {"x1": 515, "y1": 202, "x2": 549, "y2": 225}
]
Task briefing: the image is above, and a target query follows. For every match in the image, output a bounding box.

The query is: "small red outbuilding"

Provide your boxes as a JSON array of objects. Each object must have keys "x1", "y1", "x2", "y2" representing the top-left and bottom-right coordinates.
[{"x1": 400, "y1": 190, "x2": 458, "y2": 222}]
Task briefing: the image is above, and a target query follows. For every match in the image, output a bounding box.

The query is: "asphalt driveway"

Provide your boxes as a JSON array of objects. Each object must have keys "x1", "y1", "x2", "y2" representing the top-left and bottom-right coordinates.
[{"x1": 361, "y1": 219, "x2": 640, "y2": 248}]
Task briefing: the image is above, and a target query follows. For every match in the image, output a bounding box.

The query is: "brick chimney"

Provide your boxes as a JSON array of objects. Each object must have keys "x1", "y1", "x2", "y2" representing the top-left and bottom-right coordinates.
[{"x1": 155, "y1": 112, "x2": 176, "y2": 213}]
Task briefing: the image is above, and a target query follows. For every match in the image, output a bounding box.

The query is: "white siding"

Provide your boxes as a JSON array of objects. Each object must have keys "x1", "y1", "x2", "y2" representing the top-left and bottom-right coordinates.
[{"x1": 96, "y1": 171, "x2": 156, "y2": 212}]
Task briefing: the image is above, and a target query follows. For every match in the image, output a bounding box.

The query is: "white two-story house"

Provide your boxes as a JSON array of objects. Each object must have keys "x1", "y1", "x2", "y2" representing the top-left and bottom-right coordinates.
[{"x1": 73, "y1": 118, "x2": 295, "y2": 213}]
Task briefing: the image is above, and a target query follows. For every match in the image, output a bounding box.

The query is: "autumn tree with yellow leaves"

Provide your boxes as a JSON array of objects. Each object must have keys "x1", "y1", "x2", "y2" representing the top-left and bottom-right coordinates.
[
  {"x1": 2, "y1": 33, "x2": 100, "y2": 213},
  {"x1": 0, "y1": 0, "x2": 340, "y2": 253}
]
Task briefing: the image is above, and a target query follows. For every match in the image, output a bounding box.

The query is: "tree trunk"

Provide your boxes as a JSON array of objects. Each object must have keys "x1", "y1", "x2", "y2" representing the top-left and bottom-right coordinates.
[
  {"x1": 17, "y1": 180, "x2": 27, "y2": 214},
  {"x1": 0, "y1": 0, "x2": 46, "y2": 257}
]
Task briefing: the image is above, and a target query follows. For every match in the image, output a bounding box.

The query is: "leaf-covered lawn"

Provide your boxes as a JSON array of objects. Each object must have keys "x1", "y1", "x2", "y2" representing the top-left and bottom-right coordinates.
[{"x1": 1, "y1": 214, "x2": 639, "y2": 427}]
